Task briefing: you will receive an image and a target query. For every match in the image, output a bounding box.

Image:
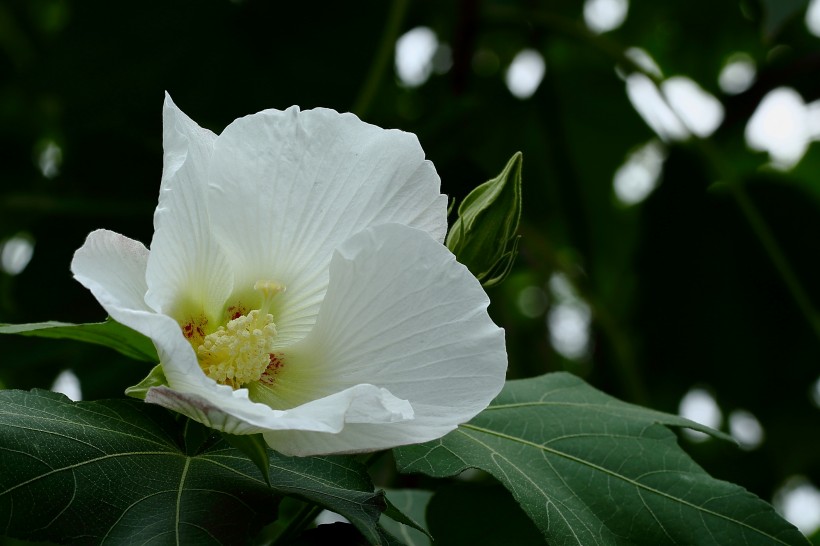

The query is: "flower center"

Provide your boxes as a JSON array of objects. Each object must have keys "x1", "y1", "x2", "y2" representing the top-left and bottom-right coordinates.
[{"x1": 196, "y1": 280, "x2": 285, "y2": 389}]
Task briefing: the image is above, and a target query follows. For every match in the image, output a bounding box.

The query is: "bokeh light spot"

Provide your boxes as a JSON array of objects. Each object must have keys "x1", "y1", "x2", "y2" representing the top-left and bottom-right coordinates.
[
  {"x1": 807, "y1": 0, "x2": 820, "y2": 37},
  {"x1": 626, "y1": 74, "x2": 689, "y2": 141},
  {"x1": 36, "y1": 140, "x2": 63, "y2": 179},
  {"x1": 728, "y1": 409, "x2": 764, "y2": 450},
  {"x1": 395, "y1": 26, "x2": 438, "y2": 87},
  {"x1": 718, "y1": 53, "x2": 756, "y2": 95},
  {"x1": 547, "y1": 274, "x2": 591, "y2": 361},
  {"x1": 505, "y1": 49, "x2": 546, "y2": 99},
  {"x1": 774, "y1": 476, "x2": 820, "y2": 536},
  {"x1": 51, "y1": 369, "x2": 82, "y2": 401},
  {"x1": 745, "y1": 87, "x2": 809, "y2": 169},
  {"x1": 584, "y1": 0, "x2": 629, "y2": 34},
  {"x1": 678, "y1": 387, "x2": 722, "y2": 442},
  {"x1": 662, "y1": 76, "x2": 724, "y2": 138},
  {"x1": 811, "y1": 376, "x2": 820, "y2": 408},
  {"x1": 0, "y1": 234, "x2": 35, "y2": 276},
  {"x1": 613, "y1": 139, "x2": 666, "y2": 205}
]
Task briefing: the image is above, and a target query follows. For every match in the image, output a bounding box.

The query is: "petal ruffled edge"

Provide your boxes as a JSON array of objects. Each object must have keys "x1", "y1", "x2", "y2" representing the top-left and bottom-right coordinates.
[
  {"x1": 145, "y1": 382, "x2": 413, "y2": 439},
  {"x1": 71, "y1": 229, "x2": 152, "y2": 313}
]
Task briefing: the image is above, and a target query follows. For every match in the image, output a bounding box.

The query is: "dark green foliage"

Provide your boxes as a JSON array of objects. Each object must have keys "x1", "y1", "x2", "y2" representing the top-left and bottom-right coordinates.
[
  {"x1": 395, "y1": 373, "x2": 807, "y2": 545},
  {"x1": 0, "y1": 390, "x2": 386, "y2": 545},
  {"x1": 1, "y1": 0, "x2": 819, "y2": 543}
]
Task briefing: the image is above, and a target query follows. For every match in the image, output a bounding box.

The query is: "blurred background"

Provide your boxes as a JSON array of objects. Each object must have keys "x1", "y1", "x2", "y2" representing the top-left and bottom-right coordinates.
[{"x1": 0, "y1": 0, "x2": 819, "y2": 541}]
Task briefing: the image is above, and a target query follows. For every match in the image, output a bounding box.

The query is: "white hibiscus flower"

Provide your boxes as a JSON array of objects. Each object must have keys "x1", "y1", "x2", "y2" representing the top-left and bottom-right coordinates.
[{"x1": 71, "y1": 94, "x2": 506, "y2": 456}]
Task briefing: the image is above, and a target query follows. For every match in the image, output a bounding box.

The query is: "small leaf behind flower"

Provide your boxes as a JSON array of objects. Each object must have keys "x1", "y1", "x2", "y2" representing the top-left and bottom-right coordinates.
[
  {"x1": 125, "y1": 363, "x2": 168, "y2": 398},
  {"x1": 394, "y1": 372, "x2": 806, "y2": 546},
  {"x1": 379, "y1": 489, "x2": 434, "y2": 546},
  {"x1": 380, "y1": 492, "x2": 433, "y2": 543},
  {"x1": 0, "y1": 318, "x2": 158, "y2": 362}
]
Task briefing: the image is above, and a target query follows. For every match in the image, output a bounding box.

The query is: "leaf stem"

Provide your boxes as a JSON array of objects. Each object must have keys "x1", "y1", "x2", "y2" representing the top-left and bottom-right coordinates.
[{"x1": 352, "y1": 0, "x2": 409, "y2": 118}]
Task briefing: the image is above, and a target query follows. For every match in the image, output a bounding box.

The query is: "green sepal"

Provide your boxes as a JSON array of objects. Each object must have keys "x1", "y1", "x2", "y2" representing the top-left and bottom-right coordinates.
[
  {"x1": 222, "y1": 432, "x2": 272, "y2": 487},
  {"x1": 124, "y1": 363, "x2": 168, "y2": 399},
  {"x1": 481, "y1": 234, "x2": 521, "y2": 288},
  {"x1": 446, "y1": 152, "x2": 523, "y2": 287}
]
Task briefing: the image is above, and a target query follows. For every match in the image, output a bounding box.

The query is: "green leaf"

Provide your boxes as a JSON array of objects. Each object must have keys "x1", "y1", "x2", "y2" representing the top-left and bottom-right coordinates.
[
  {"x1": 446, "y1": 152, "x2": 522, "y2": 287},
  {"x1": 222, "y1": 432, "x2": 271, "y2": 486},
  {"x1": 379, "y1": 490, "x2": 434, "y2": 546},
  {"x1": 0, "y1": 318, "x2": 158, "y2": 362},
  {"x1": 0, "y1": 390, "x2": 387, "y2": 545},
  {"x1": 394, "y1": 373, "x2": 807, "y2": 546}
]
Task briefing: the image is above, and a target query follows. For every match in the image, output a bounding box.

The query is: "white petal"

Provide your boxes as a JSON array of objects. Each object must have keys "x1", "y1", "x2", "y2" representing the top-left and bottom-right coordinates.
[
  {"x1": 71, "y1": 230, "x2": 214, "y2": 395},
  {"x1": 144, "y1": 94, "x2": 234, "y2": 322},
  {"x1": 71, "y1": 229, "x2": 151, "y2": 313},
  {"x1": 260, "y1": 224, "x2": 507, "y2": 455},
  {"x1": 146, "y1": 382, "x2": 412, "y2": 437},
  {"x1": 208, "y1": 108, "x2": 447, "y2": 345}
]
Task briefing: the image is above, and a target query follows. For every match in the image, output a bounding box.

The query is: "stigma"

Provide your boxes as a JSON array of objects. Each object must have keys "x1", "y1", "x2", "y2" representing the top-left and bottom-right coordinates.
[{"x1": 195, "y1": 280, "x2": 285, "y2": 389}]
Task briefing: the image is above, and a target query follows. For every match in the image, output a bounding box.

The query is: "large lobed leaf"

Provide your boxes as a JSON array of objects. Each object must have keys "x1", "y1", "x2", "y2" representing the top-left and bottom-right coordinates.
[
  {"x1": 0, "y1": 389, "x2": 386, "y2": 545},
  {"x1": 0, "y1": 319, "x2": 158, "y2": 363},
  {"x1": 394, "y1": 372, "x2": 807, "y2": 546}
]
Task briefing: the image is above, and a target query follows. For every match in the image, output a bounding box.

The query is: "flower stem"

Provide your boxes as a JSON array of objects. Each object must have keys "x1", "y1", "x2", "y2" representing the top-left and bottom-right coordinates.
[
  {"x1": 269, "y1": 502, "x2": 324, "y2": 546},
  {"x1": 352, "y1": 0, "x2": 409, "y2": 119}
]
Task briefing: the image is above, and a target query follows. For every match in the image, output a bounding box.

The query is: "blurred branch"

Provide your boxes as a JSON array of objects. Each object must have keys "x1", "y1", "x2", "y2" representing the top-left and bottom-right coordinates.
[
  {"x1": 352, "y1": 0, "x2": 409, "y2": 119},
  {"x1": 489, "y1": 4, "x2": 820, "y2": 345},
  {"x1": 701, "y1": 145, "x2": 820, "y2": 342},
  {"x1": 486, "y1": 6, "x2": 649, "y2": 402},
  {"x1": 0, "y1": 193, "x2": 153, "y2": 217},
  {"x1": 452, "y1": 0, "x2": 478, "y2": 95},
  {"x1": 483, "y1": 5, "x2": 663, "y2": 84},
  {"x1": 520, "y1": 224, "x2": 648, "y2": 405},
  {"x1": 734, "y1": 186, "x2": 820, "y2": 336}
]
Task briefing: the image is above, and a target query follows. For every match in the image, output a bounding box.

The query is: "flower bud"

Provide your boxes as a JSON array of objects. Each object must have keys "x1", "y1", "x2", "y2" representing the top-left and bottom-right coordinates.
[{"x1": 446, "y1": 152, "x2": 522, "y2": 287}]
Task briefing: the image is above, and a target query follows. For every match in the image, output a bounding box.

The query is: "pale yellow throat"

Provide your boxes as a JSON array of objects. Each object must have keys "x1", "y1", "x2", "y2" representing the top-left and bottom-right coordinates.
[{"x1": 196, "y1": 280, "x2": 285, "y2": 389}]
